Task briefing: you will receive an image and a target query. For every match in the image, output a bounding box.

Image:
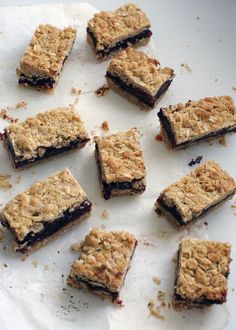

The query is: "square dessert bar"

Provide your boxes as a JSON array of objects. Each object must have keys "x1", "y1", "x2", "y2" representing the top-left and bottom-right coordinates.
[
  {"x1": 67, "y1": 228, "x2": 137, "y2": 303},
  {"x1": 4, "y1": 107, "x2": 89, "y2": 169},
  {"x1": 87, "y1": 3, "x2": 152, "y2": 61},
  {"x1": 0, "y1": 168, "x2": 92, "y2": 253},
  {"x1": 174, "y1": 239, "x2": 231, "y2": 308},
  {"x1": 158, "y1": 96, "x2": 236, "y2": 149},
  {"x1": 95, "y1": 128, "x2": 146, "y2": 200},
  {"x1": 155, "y1": 160, "x2": 236, "y2": 227},
  {"x1": 17, "y1": 24, "x2": 76, "y2": 89},
  {"x1": 106, "y1": 47, "x2": 175, "y2": 108}
]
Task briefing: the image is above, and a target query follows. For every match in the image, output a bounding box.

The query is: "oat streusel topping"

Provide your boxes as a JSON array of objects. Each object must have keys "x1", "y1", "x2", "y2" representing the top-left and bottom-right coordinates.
[
  {"x1": 87, "y1": 3, "x2": 150, "y2": 50},
  {"x1": 70, "y1": 228, "x2": 136, "y2": 292},
  {"x1": 176, "y1": 239, "x2": 231, "y2": 302},
  {"x1": 0, "y1": 168, "x2": 87, "y2": 241},
  {"x1": 5, "y1": 107, "x2": 89, "y2": 161},
  {"x1": 161, "y1": 160, "x2": 236, "y2": 222},
  {"x1": 108, "y1": 48, "x2": 174, "y2": 96},
  {"x1": 162, "y1": 96, "x2": 236, "y2": 144},
  {"x1": 95, "y1": 128, "x2": 146, "y2": 183},
  {"x1": 19, "y1": 24, "x2": 76, "y2": 77}
]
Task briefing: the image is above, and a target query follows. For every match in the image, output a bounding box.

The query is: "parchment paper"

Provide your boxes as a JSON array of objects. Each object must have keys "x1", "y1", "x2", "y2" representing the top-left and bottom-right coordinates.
[{"x1": 0, "y1": 3, "x2": 230, "y2": 329}]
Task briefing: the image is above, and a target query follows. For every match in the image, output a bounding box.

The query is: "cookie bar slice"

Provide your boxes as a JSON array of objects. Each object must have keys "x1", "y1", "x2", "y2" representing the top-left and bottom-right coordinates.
[
  {"x1": 106, "y1": 47, "x2": 175, "y2": 108},
  {"x1": 95, "y1": 128, "x2": 146, "y2": 200},
  {"x1": 158, "y1": 96, "x2": 236, "y2": 149},
  {"x1": 173, "y1": 239, "x2": 231, "y2": 308},
  {"x1": 0, "y1": 168, "x2": 92, "y2": 253},
  {"x1": 87, "y1": 3, "x2": 152, "y2": 61},
  {"x1": 4, "y1": 107, "x2": 89, "y2": 169},
  {"x1": 155, "y1": 160, "x2": 236, "y2": 227},
  {"x1": 67, "y1": 228, "x2": 137, "y2": 303},
  {"x1": 17, "y1": 24, "x2": 76, "y2": 89}
]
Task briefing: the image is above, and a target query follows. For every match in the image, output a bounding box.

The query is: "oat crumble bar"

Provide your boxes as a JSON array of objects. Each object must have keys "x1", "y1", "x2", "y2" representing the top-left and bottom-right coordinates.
[
  {"x1": 87, "y1": 3, "x2": 152, "y2": 61},
  {"x1": 158, "y1": 96, "x2": 236, "y2": 149},
  {"x1": 67, "y1": 228, "x2": 137, "y2": 302},
  {"x1": 0, "y1": 168, "x2": 92, "y2": 253},
  {"x1": 4, "y1": 107, "x2": 89, "y2": 169},
  {"x1": 174, "y1": 239, "x2": 231, "y2": 307},
  {"x1": 155, "y1": 160, "x2": 236, "y2": 227},
  {"x1": 17, "y1": 24, "x2": 76, "y2": 89},
  {"x1": 95, "y1": 128, "x2": 146, "y2": 200},
  {"x1": 106, "y1": 47, "x2": 175, "y2": 108}
]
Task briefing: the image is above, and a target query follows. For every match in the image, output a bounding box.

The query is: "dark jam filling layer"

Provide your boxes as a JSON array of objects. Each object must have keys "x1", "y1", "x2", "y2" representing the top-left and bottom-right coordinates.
[
  {"x1": 87, "y1": 27, "x2": 152, "y2": 58},
  {"x1": 18, "y1": 74, "x2": 55, "y2": 89},
  {"x1": 11, "y1": 199, "x2": 92, "y2": 252},
  {"x1": 158, "y1": 109, "x2": 236, "y2": 149},
  {"x1": 4, "y1": 130, "x2": 89, "y2": 169},
  {"x1": 106, "y1": 72, "x2": 172, "y2": 108},
  {"x1": 95, "y1": 145, "x2": 145, "y2": 200}
]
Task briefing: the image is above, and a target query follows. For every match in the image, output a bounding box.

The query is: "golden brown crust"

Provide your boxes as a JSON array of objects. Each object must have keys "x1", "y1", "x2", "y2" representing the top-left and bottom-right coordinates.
[
  {"x1": 107, "y1": 47, "x2": 175, "y2": 96},
  {"x1": 5, "y1": 107, "x2": 89, "y2": 161},
  {"x1": 161, "y1": 96, "x2": 236, "y2": 145},
  {"x1": 87, "y1": 3, "x2": 151, "y2": 51},
  {"x1": 158, "y1": 160, "x2": 236, "y2": 223},
  {"x1": 95, "y1": 128, "x2": 146, "y2": 183},
  {"x1": 1, "y1": 168, "x2": 88, "y2": 241},
  {"x1": 175, "y1": 239, "x2": 231, "y2": 304},
  {"x1": 68, "y1": 228, "x2": 136, "y2": 292},
  {"x1": 18, "y1": 24, "x2": 76, "y2": 78}
]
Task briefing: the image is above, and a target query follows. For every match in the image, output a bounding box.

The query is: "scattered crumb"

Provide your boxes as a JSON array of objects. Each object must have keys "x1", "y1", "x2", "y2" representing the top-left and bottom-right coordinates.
[
  {"x1": 0, "y1": 109, "x2": 18, "y2": 123},
  {"x1": 215, "y1": 78, "x2": 218, "y2": 82},
  {"x1": 70, "y1": 87, "x2": 81, "y2": 96},
  {"x1": 155, "y1": 133, "x2": 163, "y2": 141},
  {"x1": 157, "y1": 230, "x2": 169, "y2": 240},
  {"x1": 230, "y1": 204, "x2": 236, "y2": 208},
  {"x1": 102, "y1": 209, "x2": 109, "y2": 220},
  {"x1": 95, "y1": 84, "x2": 109, "y2": 97},
  {"x1": 196, "y1": 16, "x2": 200, "y2": 20},
  {"x1": 57, "y1": 250, "x2": 60, "y2": 254},
  {"x1": 157, "y1": 291, "x2": 166, "y2": 302},
  {"x1": 101, "y1": 121, "x2": 109, "y2": 131},
  {"x1": 204, "y1": 221, "x2": 208, "y2": 226},
  {"x1": 0, "y1": 174, "x2": 12, "y2": 190},
  {"x1": 15, "y1": 101, "x2": 27, "y2": 109},
  {"x1": 218, "y1": 136, "x2": 227, "y2": 147},
  {"x1": 74, "y1": 97, "x2": 80, "y2": 105},
  {"x1": 21, "y1": 256, "x2": 27, "y2": 262},
  {"x1": 70, "y1": 242, "x2": 81, "y2": 253},
  {"x1": 153, "y1": 277, "x2": 161, "y2": 285},
  {"x1": 218, "y1": 38, "x2": 222, "y2": 42},
  {"x1": 232, "y1": 288, "x2": 235, "y2": 292},
  {"x1": 44, "y1": 265, "x2": 49, "y2": 271},
  {"x1": 16, "y1": 175, "x2": 22, "y2": 184},
  {"x1": 0, "y1": 227, "x2": 4, "y2": 241},
  {"x1": 181, "y1": 63, "x2": 192, "y2": 73},
  {"x1": 186, "y1": 44, "x2": 190, "y2": 48},
  {"x1": 232, "y1": 87, "x2": 236, "y2": 91},
  {"x1": 148, "y1": 301, "x2": 165, "y2": 320},
  {"x1": 32, "y1": 260, "x2": 38, "y2": 268},
  {"x1": 188, "y1": 155, "x2": 203, "y2": 167},
  {"x1": 3, "y1": 263, "x2": 8, "y2": 268}
]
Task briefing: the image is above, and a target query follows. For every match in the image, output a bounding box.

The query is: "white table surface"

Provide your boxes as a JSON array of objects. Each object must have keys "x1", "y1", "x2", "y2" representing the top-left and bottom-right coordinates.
[{"x1": 0, "y1": 1, "x2": 236, "y2": 329}]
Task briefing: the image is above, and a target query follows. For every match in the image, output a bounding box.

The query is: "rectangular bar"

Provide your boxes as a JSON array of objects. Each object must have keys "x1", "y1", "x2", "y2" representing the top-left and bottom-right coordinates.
[
  {"x1": 17, "y1": 24, "x2": 77, "y2": 90},
  {"x1": 4, "y1": 107, "x2": 89, "y2": 169},
  {"x1": 0, "y1": 168, "x2": 92, "y2": 253},
  {"x1": 87, "y1": 3, "x2": 152, "y2": 61},
  {"x1": 155, "y1": 160, "x2": 236, "y2": 227},
  {"x1": 158, "y1": 96, "x2": 236, "y2": 149},
  {"x1": 106, "y1": 47, "x2": 175, "y2": 108},
  {"x1": 173, "y1": 239, "x2": 231, "y2": 308},
  {"x1": 67, "y1": 228, "x2": 137, "y2": 303},
  {"x1": 95, "y1": 128, "x2": 146, "y2": 200}
]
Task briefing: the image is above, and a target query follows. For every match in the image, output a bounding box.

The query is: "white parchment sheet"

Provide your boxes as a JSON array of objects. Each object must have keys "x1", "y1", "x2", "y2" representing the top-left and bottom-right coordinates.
[{"x1": 0, "y1": 3, "x2": 231, "y2": 330}]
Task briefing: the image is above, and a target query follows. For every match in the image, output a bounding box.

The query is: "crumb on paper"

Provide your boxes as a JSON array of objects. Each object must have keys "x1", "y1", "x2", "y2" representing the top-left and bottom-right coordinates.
[
  {"x1": 232, "y1": 87, "x2": 236, "y2": 91},
  {"x1": 21, "y1": 256, "x2": 27, "y2": 262},
  {"x1": 188, "y1": 155, "x2": 203, "y2": 167},
  {"x1": 74, "y1": 97, "x2": 80, "y2": 105},
  {"x1": 148, "y1": 301, "x2": 165, "y2": 320},
  {"x1": 157, "y1": 230, "x2": 169, "y2": 240},
  {"x1": 204, "y1": 221, "x2": 208, "y2": 226},
  {"x1": 101, "y1": 121, "x2": 109, "y2": 131},
  {"x1": 44, "y1": 265, "x2": 49, "y2": 271},
  {"x1": 95, "y1": 84, "x2": 109, "y2": 97},
  {"x1": 153, "y1": 277, "x2": 161, "y2": 285},
  {"x1": 70, "y1": 242, "x2": 81, "y2": 253},
  {"x1": 102, "y1": 209, "x2": 109, "y2": 219},
  {"x1": 231, "y1": 204, "x2": 236, "y2": 208},
  {"x1": 155, "y1": 132, "x2": 163, "y2": 141},
  {"x1": 15, "y1": 101, "x2": 27, "y2": 109},
  {"x1": 215, "y1": 78, "x2": 218, "y2": 82},
  {"x1": 196, "y1": 16, "x2": 200, "y2": 20},
  {"x1": 0, "y1": 174, "x2": 12, "y2": 190},
  {"x1": 70, "y1": 87, "x2": 81, "y2": 96},
  {"x1": 232, "y1": 288, "x2": 235, "y2": 292},
  {"x1": 16, "y1": 175, "x2": 22, "y2": 184},
  {"x1": 3, "y1": 263, "x2": 8, "y2": 268},
  {"x1": 32, "y1": 260, "x2": 38, "y2": 268},
  {"x1": 0, "y1": 227, "x2": 4, "y2": 241},
  {"x1": 157, "y1": 291, "x2": 166, "y2": 302},
  {"x1": 218, "y1": 136, "x2": 227, "y2": 147},
  {"x1": 0, "y1": 109, "x2": 18, "y2": 123},
  {"x1": 181, "y1": 63, "x2": 192, "y2": 73}
]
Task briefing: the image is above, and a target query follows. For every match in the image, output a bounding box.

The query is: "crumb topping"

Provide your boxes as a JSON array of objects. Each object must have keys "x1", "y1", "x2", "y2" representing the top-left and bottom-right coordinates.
[
  {"x1": 5, "y1": 107, "x2": 89, "y2": 161},
  {"x1": 19, "y1": 24, "x2": 76, "y2": 78},
  {"x1": 95, "y1": 128, "x2": 146, "y2": 183},
  {"x1": 1, "y1": 168, "x2": 88, "y2": 241},
  {"x1": 148, "y1": 301, "x2": 165, "y2": 320},
  {"x1": 0, "y1": 174, "x2": 12, "y2": 190},
  {"x1": 95, "y1": 85, "x2": 109, "y2": 97},
  {"x1": 88, "y1": 3, "x2": 150, "y2": 50},
  {"x1": 70, "y1": 242, "x2": 81, "y2": 253},
  {"x1": 176, "y1": 239, "x2": 231, "y2": 302},
  {"x1": 69, "y1": 228, "x2": 136, "y2": 292},
  {"x1": 101, "y1": 121, "x2": 109, "y2": 131},
  {"x1": 108, "y1": 48, "x2": 174, "y2": 96},
  {"x1": 161, "y1": 96, "x2": 236, "y2": 144},
  {"x1": 160, "y1": 160, "x2": 236, "y2": 222}
]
